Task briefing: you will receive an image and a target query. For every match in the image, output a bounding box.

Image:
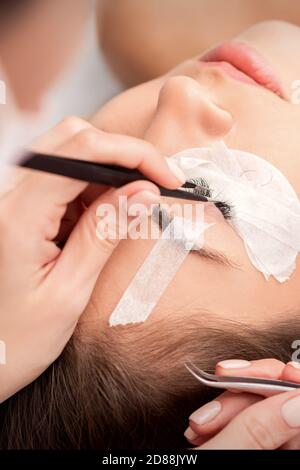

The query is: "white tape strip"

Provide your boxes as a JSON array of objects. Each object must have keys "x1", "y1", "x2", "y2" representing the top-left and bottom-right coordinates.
[{"x1": 109, "y1": 215, "x2": 206, "y2": 327}]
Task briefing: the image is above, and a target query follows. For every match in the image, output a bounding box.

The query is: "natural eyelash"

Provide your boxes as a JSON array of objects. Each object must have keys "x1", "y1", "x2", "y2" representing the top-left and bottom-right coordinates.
[
  {"x1": 154, "y1": 205, "x2": 172, "y2": 232},
  {"x1": 153, "y1": 178, "x2": 232, "y2": 221}
]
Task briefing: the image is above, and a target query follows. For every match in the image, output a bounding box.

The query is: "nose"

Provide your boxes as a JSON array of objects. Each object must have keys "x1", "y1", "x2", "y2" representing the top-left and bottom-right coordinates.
[{"x1": 144, "y1": 76, "x2": 233, "y2": 154}]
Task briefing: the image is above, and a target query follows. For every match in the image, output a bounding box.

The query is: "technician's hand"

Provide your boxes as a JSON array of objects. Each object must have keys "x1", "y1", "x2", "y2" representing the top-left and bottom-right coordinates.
[
  {"x1": 0, "y1": 116, "x2": 185, "y2": 402},
  {"x1": 185, "y1": 359, "x2": 300, "y2": 449}
]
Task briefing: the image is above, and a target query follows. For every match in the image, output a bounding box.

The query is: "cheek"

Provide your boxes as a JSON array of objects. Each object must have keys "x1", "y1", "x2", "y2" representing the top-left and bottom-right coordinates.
[
  {"x1": 92, "y1": 78, "x2": 164, "y2": 136},
  {"x1": 224, "y1": 109, "x2": 300, "y2": 196}
]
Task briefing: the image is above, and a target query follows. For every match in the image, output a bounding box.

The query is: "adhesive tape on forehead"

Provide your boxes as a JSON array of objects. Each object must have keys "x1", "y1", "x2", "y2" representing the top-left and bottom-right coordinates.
[
  {"x1": 171, "y1": 141, "x2": 300, "y2": 283},
  {"x1": 109, "y1": 213, "x2": 208, "y2": 327}
]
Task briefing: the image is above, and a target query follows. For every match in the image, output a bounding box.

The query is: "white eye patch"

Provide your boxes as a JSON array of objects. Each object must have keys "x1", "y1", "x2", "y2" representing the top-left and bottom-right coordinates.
[{"x1": 171, "y1": 141, "x2": 300, "y2": 283}]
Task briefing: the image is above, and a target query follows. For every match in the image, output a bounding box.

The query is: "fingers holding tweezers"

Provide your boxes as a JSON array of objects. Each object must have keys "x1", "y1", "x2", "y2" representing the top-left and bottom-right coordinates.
[
  {"x1": 280, "y1": 361, "x2": 300, "y2": 383},
  {"x1": 216, "y1": 358, "x2": 285, "y2": 385},
  {"x1": 185, "y1": 391, "x2": 261, "y2": 445},
  {"x1": 27, "y1": 117, "x2": 186, "y2": 215},
  {"x1": 57, "y1": 126, "x2": 186, "y2": 189},
  {"x1": 185, "y1": 359, "x2": 300, "y2": 446},
  {"x1": 215, "y1": 358, "x2": 300, "y2": 392}
]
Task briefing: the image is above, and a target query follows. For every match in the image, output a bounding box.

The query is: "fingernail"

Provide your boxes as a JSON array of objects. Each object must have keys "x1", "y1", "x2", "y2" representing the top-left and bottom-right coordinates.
[
  {"x1": 166, "y1": 158, "x2": 186, "y2": 185},
  {"x1": 127, "y1": 190, "x2": 160, "y2": 211},
  {"x1": 218, "y1": 359, "x2": 251, "y2": 369},
  {"x1": 281, "y1": 394, "x2": 300, "y2": 427},
  {"x1": 184, "y1": 426, "x2": 198, "y2": 442},
  {"x1": 189, "y1": 400, "x2": 222, "y2": 426},
  {"x1": 288, "y1": 361, "x2": 300, "y2": 370}
]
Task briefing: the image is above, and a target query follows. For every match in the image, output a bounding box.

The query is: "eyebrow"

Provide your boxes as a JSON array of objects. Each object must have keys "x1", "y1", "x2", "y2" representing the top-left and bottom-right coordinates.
[{"x1": 192, "y1": 246, "x2": 239, "y2": 268}]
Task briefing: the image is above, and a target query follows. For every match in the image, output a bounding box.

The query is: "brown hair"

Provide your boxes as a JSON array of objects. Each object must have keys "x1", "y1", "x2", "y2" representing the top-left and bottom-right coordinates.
[{"x1": 0, "y1": 313, "x2": 297, "y2": 449}]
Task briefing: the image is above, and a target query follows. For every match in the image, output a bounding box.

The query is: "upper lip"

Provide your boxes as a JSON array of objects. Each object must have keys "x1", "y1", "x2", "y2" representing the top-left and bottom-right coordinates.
[{"x1": 200, "y1": 41, "x2": 285, "y2": 99}]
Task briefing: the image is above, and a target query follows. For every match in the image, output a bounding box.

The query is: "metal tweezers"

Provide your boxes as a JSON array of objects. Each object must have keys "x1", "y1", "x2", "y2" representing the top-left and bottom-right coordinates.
[{"x1": 186, "y1": 362, "x2": 300, "y2": 395}]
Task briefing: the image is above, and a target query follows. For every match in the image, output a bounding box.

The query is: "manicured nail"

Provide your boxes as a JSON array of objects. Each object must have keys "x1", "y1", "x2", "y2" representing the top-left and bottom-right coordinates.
[
  {"x1": 127, "y1": 190, "x2": 160, "y2": 212},
  {"x1": 166, "y1": 158, "x2": 186, "y2": 185},
  {"x1": 189, "y1": 400, "x2": 222, "y2": 426},
  {"x1": 218, "y1": 359, "x2": 251, "y2": 369},
  {"x1": 281, "y1": 394, "x2": 300, "y2": 427},
  {"x1": 184, "y1": 426, "x2": 198, "y2": 442},
  {"x1": 288, "y1": 361, "x2": 300, "y2": 370}
]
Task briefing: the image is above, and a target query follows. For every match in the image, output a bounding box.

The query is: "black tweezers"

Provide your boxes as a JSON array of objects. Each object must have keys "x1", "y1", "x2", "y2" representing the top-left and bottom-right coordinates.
[{"x1": 19, "y1": 151, "x2": 207, "y2": 202}]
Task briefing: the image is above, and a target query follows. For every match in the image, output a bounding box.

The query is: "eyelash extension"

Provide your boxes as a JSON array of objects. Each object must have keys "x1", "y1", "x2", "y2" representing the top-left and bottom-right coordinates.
[
  {"x1": 186, "y1": 177, "x2": 232, "y2": 219},
  {"x1": 187, "y1": 177, "x2": 212, "y2": 198},
  {"x1": 153, "y1": 178, "x2": 232, "y2": 222}
]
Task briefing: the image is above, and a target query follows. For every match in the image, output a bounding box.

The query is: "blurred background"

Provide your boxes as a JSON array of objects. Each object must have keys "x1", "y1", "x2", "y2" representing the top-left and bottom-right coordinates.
[
  {"x1": 43, "y1": 0, "x2": 300, "y2": 129},
  {"x1": 40, "y1": 9, "x2": 120, "y2": 131}
]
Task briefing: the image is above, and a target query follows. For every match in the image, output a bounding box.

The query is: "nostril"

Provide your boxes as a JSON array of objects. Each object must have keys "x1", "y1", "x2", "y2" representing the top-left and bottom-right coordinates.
[
  {"x1": 145, "y1": 75, "x2": 234, "y2": 152},
  {"x1": 200, "y1": 101, "x2": 233, "y2": 138},
  {"x1": 158, "y1": 75, "x2": 233, "y2": 139}
]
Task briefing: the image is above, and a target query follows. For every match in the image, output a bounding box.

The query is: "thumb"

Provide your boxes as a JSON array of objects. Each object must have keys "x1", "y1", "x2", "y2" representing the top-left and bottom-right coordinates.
[{"x1": 45, "y1": 181, "x2": 160, "y2": 315}]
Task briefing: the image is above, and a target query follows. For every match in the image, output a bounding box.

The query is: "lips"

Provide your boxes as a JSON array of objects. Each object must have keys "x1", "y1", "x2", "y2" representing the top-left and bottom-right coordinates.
[{"x1": 200, "y1": 41, "x2": 284, "y2": 98}]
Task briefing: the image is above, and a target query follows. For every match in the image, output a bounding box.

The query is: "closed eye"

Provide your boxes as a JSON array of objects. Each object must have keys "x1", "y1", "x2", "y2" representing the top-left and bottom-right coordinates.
[
  {"x1": 154, "y1": 205, "x2": 238, "y2": 268},
  {"x1": 192, "y1": 245, "x2": 239, "y2": 268}
]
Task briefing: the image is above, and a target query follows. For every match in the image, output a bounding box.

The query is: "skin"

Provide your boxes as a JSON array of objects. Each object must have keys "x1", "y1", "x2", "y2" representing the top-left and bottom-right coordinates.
[
  {"x1": 86, "y1": 20, "x2": 300, "y2": 332},
  {"x1": 99, "y1": 0, "x2": 300, "y2": 87}
]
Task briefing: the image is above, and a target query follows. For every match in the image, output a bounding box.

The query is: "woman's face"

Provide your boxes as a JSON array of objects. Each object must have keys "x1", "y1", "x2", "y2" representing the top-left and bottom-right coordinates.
[{"x1": 87, "y1": 21, "x2": 300, "y2": 328}]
